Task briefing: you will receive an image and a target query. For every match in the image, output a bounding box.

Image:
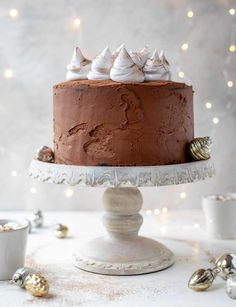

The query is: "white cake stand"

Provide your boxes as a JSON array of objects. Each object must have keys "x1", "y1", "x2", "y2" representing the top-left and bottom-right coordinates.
[{"x1": 28, "y1": 159, "x2": 215, "y2": 275}]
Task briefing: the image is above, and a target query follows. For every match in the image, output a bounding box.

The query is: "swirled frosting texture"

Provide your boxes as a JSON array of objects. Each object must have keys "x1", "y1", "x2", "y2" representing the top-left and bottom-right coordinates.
[
  {"x1": 110, "y1": 47, "x2": 144, "y2": 83},
  {"x1": 88, "y1": 47, "x2": 113, "y2": 80},
  {"x1": 66, "y1": 47, "x2": 91, "y2": 80},
  {"x1": 143, "y1": 50, "x2": 171, "y2": 81},
  {"x1": 53, "y1": 80, "x2": 193, "y2": 166}
]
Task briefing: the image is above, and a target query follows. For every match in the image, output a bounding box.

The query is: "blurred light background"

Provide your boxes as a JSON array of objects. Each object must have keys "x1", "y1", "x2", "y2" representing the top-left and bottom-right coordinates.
[{"x1": 0, "y1": 0, "x2": 235, "y2": 211}]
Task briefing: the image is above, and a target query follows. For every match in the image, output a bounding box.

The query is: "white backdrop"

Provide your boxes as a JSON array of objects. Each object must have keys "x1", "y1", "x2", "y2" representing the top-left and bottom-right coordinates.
[{"x1": 0, "y1": 0, "x2": 235, "y2": 211}]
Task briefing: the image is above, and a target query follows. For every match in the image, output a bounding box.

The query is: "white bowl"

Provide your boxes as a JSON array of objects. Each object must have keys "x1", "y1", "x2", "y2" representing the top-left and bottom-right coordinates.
[
  {"x1": 0, "y1": 219, "x2": 29, "y2": 280},
  {"x1": 202, "y1": 193, "x2": 236, "y2": 239}
]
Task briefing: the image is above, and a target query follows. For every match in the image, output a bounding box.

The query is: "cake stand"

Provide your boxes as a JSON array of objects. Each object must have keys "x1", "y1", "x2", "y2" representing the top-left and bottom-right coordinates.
[{"x1": 28, "y1": 159, "x2": 215, "y2": 275}]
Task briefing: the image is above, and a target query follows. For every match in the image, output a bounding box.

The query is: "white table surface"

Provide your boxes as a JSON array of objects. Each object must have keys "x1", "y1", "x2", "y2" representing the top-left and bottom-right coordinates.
[{"x1": 0, "y1": 210, "x2": 235, "y2": 307}]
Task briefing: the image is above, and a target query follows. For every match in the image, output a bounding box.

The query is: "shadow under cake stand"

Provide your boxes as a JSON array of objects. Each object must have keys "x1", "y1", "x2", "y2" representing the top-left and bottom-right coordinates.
[{"x1": 28, "y1": 159, "x2": 215, "y2": 275}]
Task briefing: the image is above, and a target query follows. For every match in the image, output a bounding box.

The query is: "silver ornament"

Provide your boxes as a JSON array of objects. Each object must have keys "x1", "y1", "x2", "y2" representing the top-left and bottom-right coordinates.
[
  {"x1": 12, "y1": 267, "x2": 36, "y2": 287},
  {"x1": 35, "y1": 146, "x2": 54, "y2": 163},
  {"x1": 31, "y1": 210, "x2": 44, "y2": 228},
  {"x1": 216, "y1": 253, "x2": 236, "y2": 279},
  {"x1": 189, "y1": 137, "x2": 212, "y2": 161},
  {"x1": 188, "y1": 268, "x2": 216, "y2": 291},
  {"x1": 226, "y1": 274, "x2": 236, "y2": 299}
]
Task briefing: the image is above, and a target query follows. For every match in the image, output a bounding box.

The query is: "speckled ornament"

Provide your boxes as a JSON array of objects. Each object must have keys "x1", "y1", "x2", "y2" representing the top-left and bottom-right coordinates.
[
  {"x1": 35, "y1": 146, "x2": 54, "y2": 163},
  {"x1": 25, "y1": 273, "x2": 49, "y2": 297},
  {"x1": 189, "y1": 137, "x2": 212, "y2": 161},
  {"x1": 54, "y1": 223, "x2": 69, "y2": 238}
]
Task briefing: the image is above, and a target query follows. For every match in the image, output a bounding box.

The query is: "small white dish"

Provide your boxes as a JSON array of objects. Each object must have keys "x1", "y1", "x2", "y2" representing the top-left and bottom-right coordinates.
[
  {"x1": 0, "y1": 219, "x2": 29, "y2": 280},
  {"x1": 202, "y1": 193, "x2": 236, "y2": 239}
]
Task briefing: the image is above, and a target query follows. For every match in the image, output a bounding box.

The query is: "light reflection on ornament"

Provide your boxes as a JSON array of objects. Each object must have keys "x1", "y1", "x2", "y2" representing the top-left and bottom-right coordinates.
[{"x1": 178, "y1": 71, "x2": 185, "y2": 78}]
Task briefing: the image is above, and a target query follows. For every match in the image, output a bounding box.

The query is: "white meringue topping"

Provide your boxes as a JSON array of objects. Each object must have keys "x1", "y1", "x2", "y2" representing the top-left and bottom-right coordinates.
[
  {"x1": 129, "y1": 46, "x2": 149, "y2": 68},
  {"x1": 88, "y1": 46, "x2": 113, "y2": 80},
  {"x1": 110, "y1": 47, "x2": 145, "y2": 83},
  {"x1": 66, "y1": 47, "x2": 91, "y2": 81},
  {"x1": 66, "y1": 45, "x2": 171, "y2": 83},
  {"x1": 112, "y1": 43, "x2": 125, "y2": 60},
  {"x1": 159, "y1": 50, "x2": 170, "y2": 67},
  {"x1": 143, "y1": 49, "x2": 171, "y2": 81}
]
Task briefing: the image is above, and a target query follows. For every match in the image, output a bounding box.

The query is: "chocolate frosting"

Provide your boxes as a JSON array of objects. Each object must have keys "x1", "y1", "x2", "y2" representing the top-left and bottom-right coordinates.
[{"x1": 53, "y1": 80, "x2": 194, "y2": 166}]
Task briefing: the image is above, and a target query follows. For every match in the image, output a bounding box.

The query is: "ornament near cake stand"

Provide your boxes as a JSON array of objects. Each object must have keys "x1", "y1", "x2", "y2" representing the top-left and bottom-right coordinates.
[{"x1": 28, "y1": 145, "x2": 215, "y2": 276}]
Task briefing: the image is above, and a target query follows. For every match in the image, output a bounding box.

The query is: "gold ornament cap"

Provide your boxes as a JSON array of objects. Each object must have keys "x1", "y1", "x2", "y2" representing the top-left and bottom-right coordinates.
[
  {"x1": 35, "y1": 146, "x2": 54, "y2": 163},
  {"x1": 25, "y1": 273, "x2": 49, "y2": 297},
  {"x1": 12, "y1": 267, "x2": 36, "y2": 287}
]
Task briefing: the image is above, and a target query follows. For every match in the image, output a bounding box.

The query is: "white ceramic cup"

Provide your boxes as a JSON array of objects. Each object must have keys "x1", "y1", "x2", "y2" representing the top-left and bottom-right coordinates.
[
  {"x1": 202, "y1": 193, "x2": 236, "y2": 239},
  {"x1": 0, "y1": 219, "x2": 29, "y2": 280}
]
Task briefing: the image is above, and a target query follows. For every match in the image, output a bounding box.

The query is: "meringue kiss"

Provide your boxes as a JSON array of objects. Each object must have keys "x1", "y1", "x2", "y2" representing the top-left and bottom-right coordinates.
[
  {"x1": 88, "y1": 46, "x2": 113, "y2": 80},
  {"x1": 130, "y1": 46, "x2": 149, "y2": 69},
  {"x1": 110, "y1": 47, "x2": 144, "y2": 83},
  {"x1": 143, "y1": 49, "x2": 171, "y2": 81},
  {"x1": 66, "y1": 47, "x2": 91, "y2": 80}
]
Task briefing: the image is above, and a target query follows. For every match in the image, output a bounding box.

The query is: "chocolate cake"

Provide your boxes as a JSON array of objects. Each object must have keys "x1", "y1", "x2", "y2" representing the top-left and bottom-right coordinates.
[{"x1": 53, "y1": 80, "x2": 194, "y2": 166}]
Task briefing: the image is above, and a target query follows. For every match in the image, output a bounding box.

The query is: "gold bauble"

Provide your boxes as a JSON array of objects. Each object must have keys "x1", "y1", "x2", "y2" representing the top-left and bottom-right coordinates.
[
  {"x1": 35, "y1": 146, "x2": 54, "y2": 163},
  {"x1": 189, "y1": 137, "x2": 212, "y2": 161},
  {"x1": 25, "y1": 273, "x2": 49, "y2": 297},
  {"x1": 54, "y1": 223, "x2": 69, "y2": 238},
  {"x1": 188, "y1": 268, "x2": 215, "y2": 291}
]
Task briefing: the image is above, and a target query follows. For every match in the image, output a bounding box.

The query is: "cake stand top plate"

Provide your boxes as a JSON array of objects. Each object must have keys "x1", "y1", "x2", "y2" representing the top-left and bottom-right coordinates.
[{"x1": 28, "y1": 159, "x2": 215, "y2": 188}]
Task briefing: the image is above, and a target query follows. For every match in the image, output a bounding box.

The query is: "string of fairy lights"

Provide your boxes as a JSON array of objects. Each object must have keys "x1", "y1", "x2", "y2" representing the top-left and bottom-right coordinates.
[{"x1": 3, "y1": 6, "x2": 235, "y2": 215}]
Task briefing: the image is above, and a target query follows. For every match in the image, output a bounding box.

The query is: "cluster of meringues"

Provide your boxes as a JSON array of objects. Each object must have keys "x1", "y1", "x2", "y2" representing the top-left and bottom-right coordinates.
[{"x1": 66, "y1": 44, "x2": 171, "y2": 83}]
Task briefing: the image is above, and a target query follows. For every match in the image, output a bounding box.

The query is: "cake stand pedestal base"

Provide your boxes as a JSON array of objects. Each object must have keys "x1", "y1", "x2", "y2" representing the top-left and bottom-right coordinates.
[
  {"x1": 29, "y1": 159, "x2": 215, "y2": 276},
  {"x1": 73, "y1": 187, "x2": 174, "y2": 275}
]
